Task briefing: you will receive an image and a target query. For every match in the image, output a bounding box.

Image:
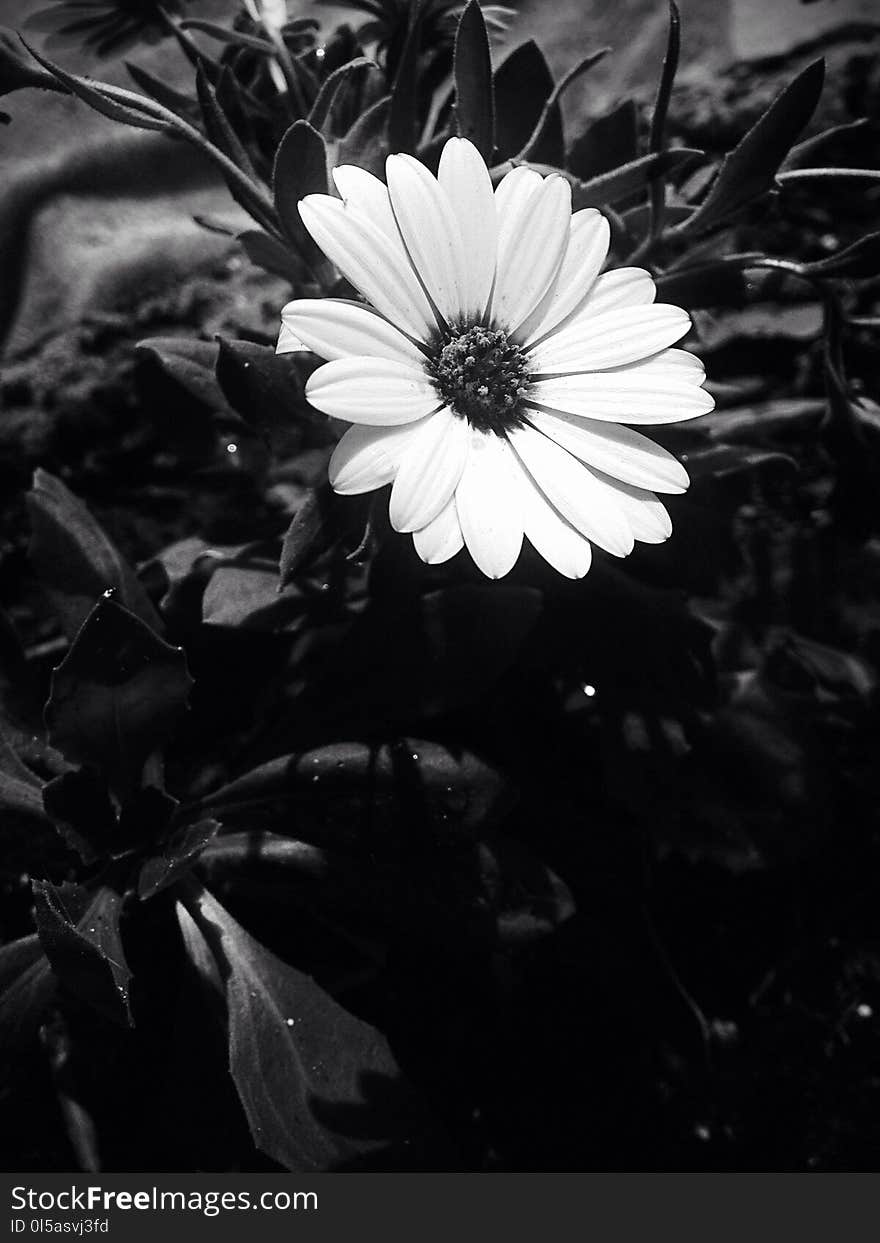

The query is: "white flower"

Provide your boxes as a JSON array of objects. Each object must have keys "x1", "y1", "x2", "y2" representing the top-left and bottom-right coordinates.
[{"x1": 277, "y1": 138, "x2": 714, "y2": 579}]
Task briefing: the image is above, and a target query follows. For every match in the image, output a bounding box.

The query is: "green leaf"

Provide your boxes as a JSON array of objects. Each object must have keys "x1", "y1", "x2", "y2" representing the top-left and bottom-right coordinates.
[
  {"x1": 125, "y1": 62, "x2": 198, "y2": 123},
  {"x1": 0, "y1": 935, "x2": 54, "y2": 1059},
  {"x1": 177, "y1": 884, "x2": 432, "y2": 1171},
  {"x1": 569, "y1": 148, "x2": 702, "y2": 209},
  {"x1": 781, "y1": 118, "x2": 872, "y2": 171},
  {"x1": 655, "y1": 261, "x2": 749, "y2": 309},
  {"x1": 45, "y1": 597, "x2": 193, "y2": 801},
  {"x1": 237, "y1": 230, "x2": 302, "y2": 283},
  {"x1": 492, "y1": 40, "x2": 560, "y2": 164},
  {"x1": 33, "y1": 881, "x2": 132, "y2": 1026},
  {"x1": 567, "y1": 99, "x2": 638, "y2": 180},
  {"x1": 388, "y1": 0, "x2": 424, "y2": 155},
  {"x1": 137, "y1": 819, "x2": 220, "y2": 900},
  {"x1": 679, "y1": 58, "x2": 825, "y2": 236},
  {"x1": 272, "y1": 119, "x2": 329, "y2": 246},
  {"x1": 308, "y1": 57, "x2": 377, "y2": 133},
  {"x1": 196, "y1": 65, "x2": 257, "y2": 182},
  {"x1": 279, "y1": 486, "x2": 334, "y2": 587},
  {"x1": 336, "y1": 94, "x2": 391, "y2": 176},
  {"x1": 42, "y1": 768, "x2": 117, "y2": 864},
  {"x1": 136, "y1": 337, "x2": 227, "y2": 411},
  {"x1": 27, "y1": 469, "x2": 163, "y2": 642},
  {"x1": 453, "y1": 0, "x2": 495, "y2": 162},
  {"x1": 180, "y1": 18, "x2": 276, "y2": 53},
  {"x1": 19, "y1": 38, "x2": 170, "y2": 132},
  {"x1": 798, "y1": 231, "x2": 880, "y2": 279},
  {"x1": 197, "y1": 739, "x2": 514, "y2": 846},
  {"x1": 0, "y1": 729, "x2": 47, "y2": 823},
  {"x1": 514, "y1": 48, "x2": 608, "y2": 163},
  {"x1": 215, "y1": 338, "x2": 304, "y2": 441}
]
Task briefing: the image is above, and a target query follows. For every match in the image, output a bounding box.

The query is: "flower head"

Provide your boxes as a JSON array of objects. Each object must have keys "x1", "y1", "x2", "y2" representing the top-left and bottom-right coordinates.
[
  {"x1": 26, "y1": 0, "x2": 187, "y2": 58},
  {"x1": 279, "y1": 138, "x2": 714, "y2": 579}
]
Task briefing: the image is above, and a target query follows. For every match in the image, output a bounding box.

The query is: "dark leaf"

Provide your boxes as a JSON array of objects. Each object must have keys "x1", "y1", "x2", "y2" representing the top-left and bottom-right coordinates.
[
  {"x1": 0, "y1": 728, "x2": 47, "y2": 823},
  {"x1": 453, "y1": 0, "x2": 494, "y2": 162},
  {"x1": 388, "y1": 0, "x2": 424, "y2": 155},
  {"x1": 0, "y1": 26, "x2": 62, "y2": 96},
  {"x1": 336, "y1": 94, "x2": 391, "y2": 176},
  {"x1": 33, "y1": 881, "x2": 132, "y2": 1026},
  {"x1": 181, "y1": 18, "x2": 276, "y2": 53},
  {"x1": 679, "y1": 58, "x2": 825, "y2": 236},
  {"x1": 308, "y1": 57, "x2": 376, "y2": 133},
  {"x1": 196, "y1": 65, "x2": 257, "y2": 182},
  {"x1": 201, "y1": 564, "x2": 305, "y2": 630},
  {"x1": 215, "y1": 338, "x2": 304, "y2": 441},
  {"x1": 136, "y1": 337, "x2": 227, "y2": 411},
  {"x1": 567, "y1": 99, "x2": 638, "y2": 181},
  {"x1": 570, "y1": 148, "x2": 702, "y2": 209},
  {"x1": 655, "y1": 261, "x2": 750, "y2": 309},
  {"x1": 237, "y1": 230, "x2": 302, "y2": 283},
  {"x1": 492, "y1": 40, "x2": 560, "y2": 164},
  {"x1": 197, "y1": 739, "x2": 514, "y2": 847},
  {"x1": 138, "y1": 819, "x2": 220, "y2": 900},
  {"x1": 279, "y1": 486, "x2": 334, "y2": 587},
  {"x1": 781, "y1": 118, "x2": 872, "y2": 171},
  {"x1": 125, "y1": 62, "x2": 198, "y2": 122},
  {"x1": 45, "y1": 597, "x2": 193, "y2": 801},
  {"x1": 0, "y1": 935, "x2": 54, "y2": 1058},
  {"x1": 177, "y1": 884, "x2": 431, "y2": 1171},
  {"x1": 27, "y1": 469, "x2": 163, "y2": 642},
  {"x1": 19, "y1": 38, "x2": 169, "y2": 132},
  {"x1": 42, "y1": 768, "x2": 117, "y2": 864},
  {"x1": 514, "y1": 48, "x2": 608, "y2": 163},
  {"x1": 272, "y1": 120, "x2": 329, "y2": 245}
]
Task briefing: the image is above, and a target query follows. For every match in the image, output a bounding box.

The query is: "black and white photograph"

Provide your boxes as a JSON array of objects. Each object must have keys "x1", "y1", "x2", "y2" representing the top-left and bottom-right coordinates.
[{"x1": 1, "y1": 0, "x2": 880, "y2": 1187}]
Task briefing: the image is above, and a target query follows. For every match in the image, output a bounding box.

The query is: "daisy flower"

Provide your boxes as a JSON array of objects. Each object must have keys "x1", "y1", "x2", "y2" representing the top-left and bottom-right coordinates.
[{"x1": 278, "y1": 137, "x2": 714, "y2": 579}]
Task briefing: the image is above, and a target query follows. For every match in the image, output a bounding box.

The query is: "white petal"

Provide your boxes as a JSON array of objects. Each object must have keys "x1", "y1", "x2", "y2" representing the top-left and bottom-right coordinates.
[
  {"x1": 508, "y1": 424, "x2": 633, "y2": 557},
  {"x1": 574, "y1": 266, "x2": 656, "y2": 319},
  {"x1": 493, "y1": 174, "x2": 572, "y2": 333},
  {"x1": 299, "y1": 195, "x2": 436, "y2": 342},
  {"x1": 518, "y1": 209, "x2": 611, "y2": 345},
  {"x1": 509, "y1": 451, "x2": 592, "y2": 579},
  {"x1": 386, "y1": 153, "x2": 468, "y2": 325},
  {"x1": 455, "y1": 432, "x2": 524, "y2": 579},
  {"x1": 332, "y1": 166, "x2": 399, "y2": 240},
  {"x1": 437, "y1": 137, "x2": 497, "y2": 321},
  {"x1": 281, "y1": 299, "x2": 425, "y2": 365},
  {"x1": 529, "y1": 304, "x2": 691, "y2": 374},
  {"x1": 389, "y1": 407, "x2": 469, "y2": 532},
  {"x1": 526, "y1": 408, "x2": 689, "y2": 493},
  {"x1": 494, "y1": 164, "x2": 543, "y2": 230},
  {"x1": 329, "y1": 420, "x2": 428, "y2": 494},
  {"x1": 306, "y1": 357, "x2": 440, "y2": 424},
  {"x1": 592, "y1": 473, "x2": 672, "y2": 544},
  {"x1": 528, "y1": 362, "x2": 715, "y2": 424},
  {"x1": 276, "y1": 322, "x2": 310, "y2": 354},
  {"x1": 413, "y1": 496, "x2": 464, "y2": 565}
]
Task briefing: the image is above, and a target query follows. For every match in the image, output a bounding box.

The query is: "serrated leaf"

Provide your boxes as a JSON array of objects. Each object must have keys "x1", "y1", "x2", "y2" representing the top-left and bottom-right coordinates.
[
  {"x1": 492, "y1": 40, "x2": 560, "y2": 164},
  {"x1": 138, "y1": 819, "x2": 220, "y2": 900},
  {"x1": 272, "y1": 119, "x2": 329, "y2": 245},
  {"x1": 45, "y1": 597, "x2": 193, "y2": 801},
  {"x1": 177, "y1": 884, "x2": 432, "y2": 1171},
  {"x1": 33, "y1": 881, "x2": 132, "y2": 1026},
  {"x1": 27, "y1": 469, "x2": 163, "y2": 642},
  {"x1": 453, "y1": 0, "x2": 494, "y2": 162},
  {"x1": 679, "y1": 58, "x2": 825, "y2": 236}
]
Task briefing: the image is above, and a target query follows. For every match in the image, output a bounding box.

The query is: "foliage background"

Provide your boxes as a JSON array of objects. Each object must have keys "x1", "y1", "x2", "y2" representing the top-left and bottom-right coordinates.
[{"x1": 1, "y1": 0, "x2": 880, "y2": 1172}]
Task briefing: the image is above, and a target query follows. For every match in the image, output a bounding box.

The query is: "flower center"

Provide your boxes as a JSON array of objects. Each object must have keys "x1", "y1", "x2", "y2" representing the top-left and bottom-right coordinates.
[{"x1": 426, "y1": 326, "x2": 529, "y2": 433}]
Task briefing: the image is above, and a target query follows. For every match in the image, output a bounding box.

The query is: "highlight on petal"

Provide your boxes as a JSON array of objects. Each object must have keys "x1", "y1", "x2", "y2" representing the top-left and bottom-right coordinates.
[
  {"x1": 389, "y1": 407, "x2": 469, "y2": 532},
  {"x1": 281, "y1": 299, "x2": 425, "y2": 365},
  {"x1": 494, "y1": 164, "x2": 543, "y2": 229},
  {"x1": 518, "y1": 209, "x2": 611, "y2": 345},
  {"x1": 508, "y1": 423, "x2": 633, "y2": 557},
  {"x1": 299, "y1": 194, "x2": 436, "y2": 342},
  {"x1": 386, "y1": 152, "x2": 468, "y2": 324},
  {"x1": 276, "y1": 322, "x2": 309, "y2": 354},
  {"x1": 590, "y1": 472, "x2": 673, "y2": 544},
  {"x1": 528, "y1": 364, "x2": 715, "y2": 424},
  {"x1": 329, "y1": 419, "x2": 428, "y2": 494},
  {"x1": 493, "y1": 174, "x2": 572, "y2": 333},
  {"x1": 529, "y1": 304, "x2": 692, "y2": 375},
  {"x1": 306, "y1": 356, "x2": 441, "y2": 424},
  {"x1": 455, "y1": 431, "x2": 524, "y2": 579},
  {"x1": 332, "y1": 166, "x2": 400, "y2": 240},
  {"x1": 571, "y1": 266, "x2": 657, "y2": 320},
  {"x1": 509, "y1": 451, "x2": 593, "y2": 579},
  {"x1": 437, "y1": 137, "x2": 497, "y2": 321},
  {"x1": 413, "y1": 496, "x2": 464, "y2": 565},
  {"x1": 526, "y1": 408, "x2": 689, "y2": 494}
]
